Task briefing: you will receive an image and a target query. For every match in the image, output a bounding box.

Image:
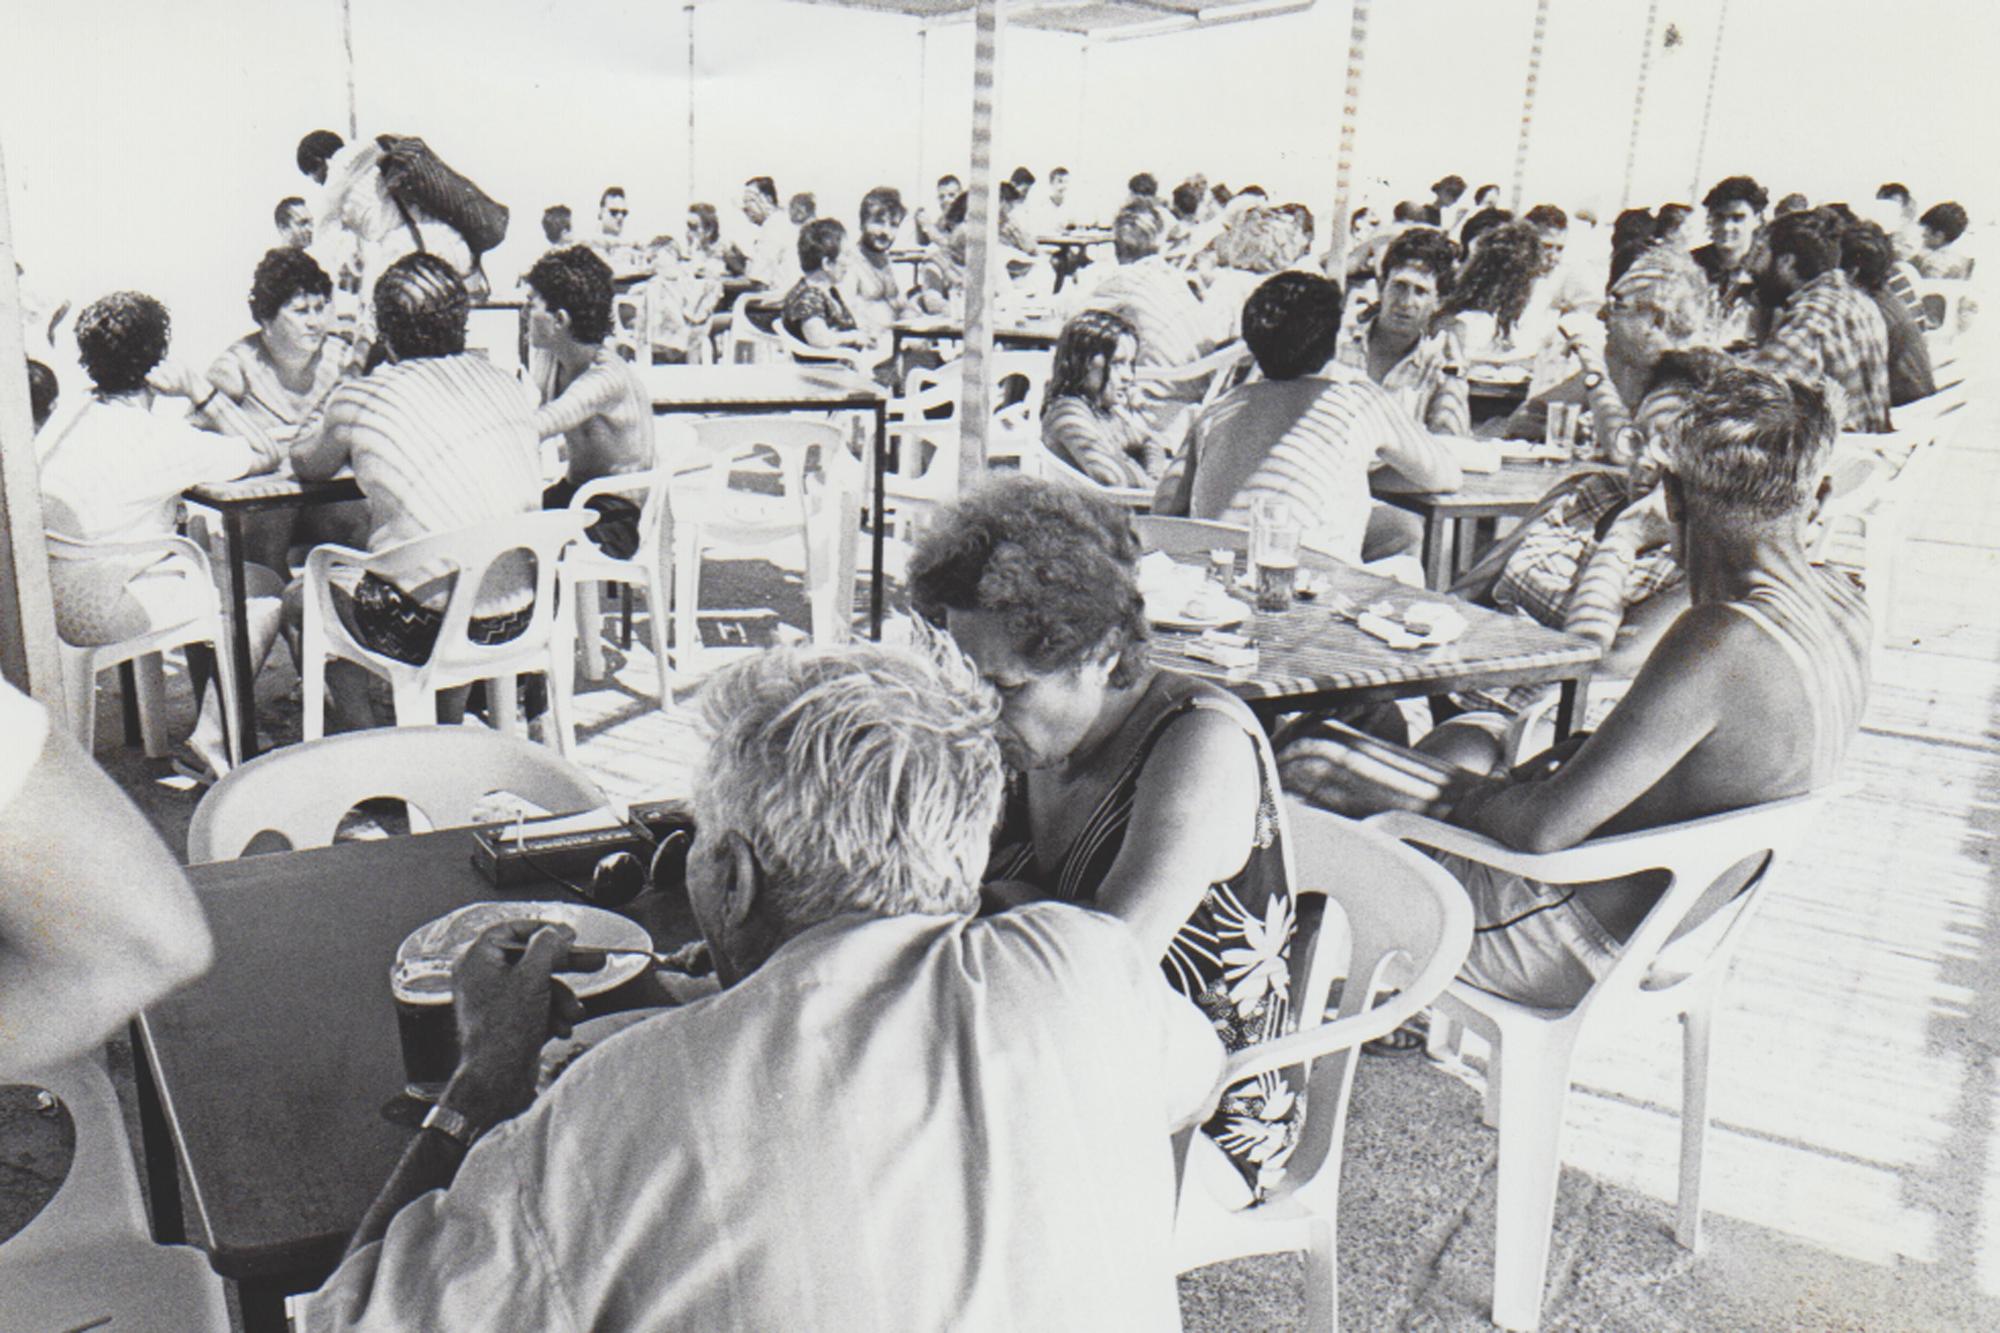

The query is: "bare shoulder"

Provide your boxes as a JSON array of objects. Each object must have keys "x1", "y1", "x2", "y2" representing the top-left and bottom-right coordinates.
[{"x1": 1138, "y1": 695, "x2": 1261, "y2": 801}]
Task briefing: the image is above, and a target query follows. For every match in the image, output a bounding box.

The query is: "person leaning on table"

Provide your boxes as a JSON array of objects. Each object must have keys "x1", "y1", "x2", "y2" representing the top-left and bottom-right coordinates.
[
  {"x1": 296, "y1": 637, "x2": 1223, "y2": 1331},
  {"x1": 0, "y1": 678, "x2": 213, "y2": 1076}
]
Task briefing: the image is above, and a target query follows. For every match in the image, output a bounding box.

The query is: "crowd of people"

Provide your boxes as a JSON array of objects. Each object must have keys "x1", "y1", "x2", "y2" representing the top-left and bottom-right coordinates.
[{"x1": 1, "y1": 133, "x2": 1973, "y2": 1327}]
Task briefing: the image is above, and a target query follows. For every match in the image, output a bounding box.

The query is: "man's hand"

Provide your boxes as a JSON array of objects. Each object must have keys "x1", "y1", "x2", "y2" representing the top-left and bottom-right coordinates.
[
  {"x1": 443, "y1": 922, "x2": 585, "y2": 1130},
  {"x1": 146, "y1": 359, "x2": 208, "y2": 402},
  {"x1": 1608, "y1": 485, "x2": 1673, "y2": 553}
]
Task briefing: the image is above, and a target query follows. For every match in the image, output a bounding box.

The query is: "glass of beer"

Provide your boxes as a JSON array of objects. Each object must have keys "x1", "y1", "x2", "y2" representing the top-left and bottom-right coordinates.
[
  {"x1": 1545, "y1": 401, "x2": 1583, "y2": 458},
  {"x1": 1248, "y1": 496, "x2": 1301, "y2": 613},
  {"x1": 390, "y1": 956, "x2": 458, "y2": 1102}
]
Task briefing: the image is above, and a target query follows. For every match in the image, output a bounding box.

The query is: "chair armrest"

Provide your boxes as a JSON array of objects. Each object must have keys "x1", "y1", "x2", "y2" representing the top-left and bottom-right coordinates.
[
  {"x1": 1364, "y1": 808, "x2": 1670, "y2": 884},
  {"x1": 1217, "y1": 996, "x2": 1429, "y2": 1089},
  {"x1": 47, "y1": 532, "x2": 212, "y2": 579},
  {"x1": 567, "y1": 472, "x2": 654, "y2": 508}
]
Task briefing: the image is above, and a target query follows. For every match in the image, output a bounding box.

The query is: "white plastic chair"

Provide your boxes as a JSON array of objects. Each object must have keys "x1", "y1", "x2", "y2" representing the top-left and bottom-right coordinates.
[
  {"x1": 775, "y1": 320, "x2": 873, "y2": 374},
  {"x1": 46, "y1": 532, "x2": 242, "y2": 766},
  {"x1": 721, "y1": 299, "x2": 786, "y2": 365},
  {"x1": 670, "y1": 417, "x2": 862, "y2": 673},
  {"x1": 555, "y1": 468, "x2": 678, "y2": 706},
  {"x1": 0, "y1": 1048, "x2": 229, "y2": 1331},
  {"x1": 1367, "y1": 785, "x2": 1854, "y2": 1331},
  {"x1": 186, "y1": 725, "x2": 605, "y2": 862},
  {"x1": 300, "y1": 510, "x2": 591, "y2": 750},
  {"x1": 1174, "y1": 802, "x2": 1473, "y2": 1332},
  {"x1": 1014, "y1": 426, "x2": 1155, "y2": 509},
  {"x1": 1914, "y1": 277, "x2": 1972, "y2": 339}
]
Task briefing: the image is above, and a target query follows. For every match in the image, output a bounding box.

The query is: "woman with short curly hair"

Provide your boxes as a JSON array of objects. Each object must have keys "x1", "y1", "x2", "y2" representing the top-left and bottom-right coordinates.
[
  {"x1": 909, "y1": 474, "x2": 1303, "y2": 1200},
  {"x1": 40, "y1": 291, "x2": 285, "y2": 778},
  {"x1": 208, "y1": 247, "x2": 349, "y2": 464}
]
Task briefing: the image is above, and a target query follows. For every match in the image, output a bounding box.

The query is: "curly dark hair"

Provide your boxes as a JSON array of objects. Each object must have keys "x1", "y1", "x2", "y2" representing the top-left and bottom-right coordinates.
[
  {"x1": 296, "y1": 129, "x2": 343, "y2": 178},
  {"x1": 1702, "y1": 174, "x2": 1769, "y2": 215},
  {"x1": 1832, "y1": 217, "x2": 1894, "y2": 293},
  {"x1": 1458, "y1": 206, "x2": 1512, "y2": 250},
  {"x1": 1764, "y1": 210, "x2": 1841, "y2": 282},
  {"x1": 1380, "y1": 225, "x2": 1458, "y2": 299},
  {"x1": 75, "y1": 291, "x2": 171, "y2": 394},
  {"x1": 374, "y1": 253, "x2": 469, "y2": 360},
  {"x1": 909, "y1": 475, "x2": 1150, "y2": 689},
  {"x1": 1439, "y1": 220, "x2": 1541, "y2": 338},
  {"x1": 860, "y1": 186, "x2": 906, "y2": 226},
  {"x1": 1921, "y1": 201, "x2": 1968, "y2": 245},
  {"x1": 1243, "y1": 271, "x2": 1343, "y2": 380},
  {"x1": 1045, "y1": 309, "x2": 1136, "y2": 415},
  {"x1": 525, "y1": 245, "x2": 615, "y2": 345},
  {"x1": 26, "y1": 358, "x2": 57, "y2": 428},
  {"x1": 249, "y1": 247, "x2": 333, "y2": 326}
]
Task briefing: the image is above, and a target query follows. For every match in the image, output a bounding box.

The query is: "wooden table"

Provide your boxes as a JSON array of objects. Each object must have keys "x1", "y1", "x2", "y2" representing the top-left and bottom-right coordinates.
[
  {"x1": 1146, "y1": 556, "x2": 1601, "y2": 737},
  {"x1": 183, "y1": 474, "x2": 365, "y2": 758},
  {"x1": 1375, "y1": 460, "x2": 1619, "y2": 591},
  {"x1": 1037, "y1": 229, "x2": 1113, "y2": 292},
  {"x1": 644, "y1": 364, "x2": 891, "y2": 638},
  {"x1": 889, "y1": 315, "x2": 1063, "y2": 358},
  {"x1": 132, "y1": 829, "x2": 699, "y2": 1330}
]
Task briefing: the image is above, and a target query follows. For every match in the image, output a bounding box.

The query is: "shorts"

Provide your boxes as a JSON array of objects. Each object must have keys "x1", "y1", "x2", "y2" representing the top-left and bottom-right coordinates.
[
  {"x1": 348, "y1": 573, "x2": 532, "y2": 667},
  {"x1": 543, "y1": 479, "x2": 642, "y2": 560},
  {"x1": 1432, "y1": 851, "x2": 1623, "y2": 1010}
]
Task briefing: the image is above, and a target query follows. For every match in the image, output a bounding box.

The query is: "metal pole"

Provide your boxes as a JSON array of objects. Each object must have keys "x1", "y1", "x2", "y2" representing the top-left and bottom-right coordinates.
[
  {"x1": 686, "y1": 3, "x2": 698, "y2": 202},
  {"x1": 917, "y1": 27, "x2": 929, "y2": 204},
  {"x1": 341, "y1": 0, "x2": 359, "y2": 139},
  {"x1": 1509, "y1": 0, "x2": 1553, "y2": 214},
  {"x1": 1328, "y1": 0, "x2": 1372, "y2": 275},
  {"x1": 0, "y1": 140, "x2": 66, "y2": 706},
  {"x1": 957, "y1": 0, "x2": 1002, "y2": 485},
  {"x1": 1620, "y1": 0, "x2": 1661, "y2": 211},
  {"x1": 1689, "y1": 0, "x2": 1732, "y2": 202}
]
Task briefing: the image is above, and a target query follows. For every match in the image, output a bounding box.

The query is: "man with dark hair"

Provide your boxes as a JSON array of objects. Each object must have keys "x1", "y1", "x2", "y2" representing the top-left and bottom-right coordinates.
[
  {"x1": 525, "y1": 247, "x2": 655, "y2": 556},
  {"x1": 1127, "y1": 172, "x2": 1159, "y2": 202},
  {"x1": 1875, "y1": 182, "x2": 1920, "y2": 259},
  {"x1": 1394, "y1": 200, "x2": 1442, "y2": 227},
  {"x1": 847, "y1": 186, "x2": 911, "y2": 332},
  {"x1": 1833, "y1": 217, "x2": 1936, "y2": 406},
  {"x1": 740, "y1": 175, "x2": 797, "y2": 290},
  {"x1": 1693, "y1": 174, "x2": 1769, "y2": 346},
  {"x1": 1474, "y1": 183, "x2": 1502, "y2": 209},
  {"x1": 1009, "y1": 165, "x2": 1036, "y2": 198},
  {"x1": 540, "y1": 205, "x2": 573, "y2": 247},
  {"x1": 24, "y1": 358, "x2": 57, "y2": 430},
  {"x1": 1044, "y1": 166, "x2": 1076, "y2": 231},
  {"x1": 1431, "y1": 174, "x2": 1470, "y2": 234},
  {"x1": 913, "y1": 173, "x2": 963, "y2": 246},
  {"x1": 1334, "y1": 227, "x2": 1469, "y2": 436},
  {"x1": 1288, "y1": 364, "x2": 1869, "y2": 1010},
  {"x1": 275, "y1": 197, "x2": 314, "y2": 250},
  {"x1": 1155, "y1": 271, "x2": 1459, "y2": 562},
  {"x1": 1750, "y1": 210, "x2": 1891, "y2": 431},
  {"x1": 296, "y1": 129, "x2": 345, "y2": 184},
  {"x1": 294, "y1": 254, "x2": 541, "y2": 728},
  {"x1": 1774, "y1": 192, "x2": 1810, "y2": 217},
  {"x1": 915, "y1": 191, "x2": 970, "y2": 315},
  {"x1": 1913, "y1": 201, "x2": 1974, "y2": 281},
  {"x1": 598, "y1": 187, "x2": 628, "y2": 243}
]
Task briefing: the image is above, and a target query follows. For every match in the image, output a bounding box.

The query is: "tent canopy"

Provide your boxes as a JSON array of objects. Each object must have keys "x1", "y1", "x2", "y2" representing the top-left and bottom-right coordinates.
[{"x1": 777, "y1": 0, "x2": 1314, "y2": 40}]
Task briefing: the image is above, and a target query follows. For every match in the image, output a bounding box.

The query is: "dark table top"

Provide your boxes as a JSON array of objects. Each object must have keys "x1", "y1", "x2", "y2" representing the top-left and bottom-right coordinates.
[
  {"x1": 643, "y1": 363, "x2": 886, "y2": 411},
  {"x1": 184, "y1": 472, "x2": 364, "y2": 514},
  {"x1": 138, "y1": 829, "x2": 697, "y2": 1283},
  {"x1": 1146, "y1": 556, "x2": 1599, "y2": 713}
]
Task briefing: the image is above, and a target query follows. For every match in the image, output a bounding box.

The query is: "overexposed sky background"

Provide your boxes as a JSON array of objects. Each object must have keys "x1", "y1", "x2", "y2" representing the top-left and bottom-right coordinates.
[{"x1": 4, "y1": 0, "x2": 1995, "y2": 374}]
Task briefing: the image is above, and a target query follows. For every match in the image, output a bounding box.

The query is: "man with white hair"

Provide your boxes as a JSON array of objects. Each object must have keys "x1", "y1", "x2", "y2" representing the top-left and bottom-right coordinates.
[{"x1": 298, "y1": 640, "x2": 1224, "y2": 1330}]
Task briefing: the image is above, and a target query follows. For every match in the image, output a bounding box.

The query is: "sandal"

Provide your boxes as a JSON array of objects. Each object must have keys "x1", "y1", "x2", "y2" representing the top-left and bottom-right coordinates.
[
  {"x1": 1363, "y1": 1012, "x2": 1430, "y2": 1057},
  {"x1": 167, "y1": 749, "x2": 222, "y2": 790}
]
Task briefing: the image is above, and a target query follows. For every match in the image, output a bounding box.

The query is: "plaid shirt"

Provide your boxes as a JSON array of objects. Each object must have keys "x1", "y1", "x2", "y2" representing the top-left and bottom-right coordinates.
[
  {"x1": 1334, "y1": 314, "x2": 1472, "y2": 436},
  {"x1": 1490, "y1": 471, "x2": 1681, "y2": 626},
  {"x1": 1753, "y1": 270, "x2": 1891, "y2": 432}
]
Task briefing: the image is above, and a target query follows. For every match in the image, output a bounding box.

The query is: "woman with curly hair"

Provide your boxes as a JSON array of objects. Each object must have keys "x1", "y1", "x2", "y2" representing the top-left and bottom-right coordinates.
[
  {"x1": 40, "y1": 291, "x2": 284, "y2": 777},
  {"x1": 1039, "y1": 309, "x2": 1163, "y2": 488},
  {"x1": 1438, "y1": 219, "x2": 1544, "y2": 376},
  {"x1": 910, "y1": 474, "x2": 1301, "y2": 1201}
]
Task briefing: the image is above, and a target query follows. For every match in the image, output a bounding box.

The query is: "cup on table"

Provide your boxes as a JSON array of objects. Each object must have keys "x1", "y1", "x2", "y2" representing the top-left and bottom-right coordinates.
[
  {"x1": 1248, "y1": 496, "x2": 1301, "y2": 613},
  {"x1": 390, "y1": 956, "x2": 458, "y2": 1101},
  {"x1": 1206, "y1": 548, "x2": 1236, "y2": 587},
  {"x1": 1545, "y1": 401, "x2": 1583, "y2": 458}
]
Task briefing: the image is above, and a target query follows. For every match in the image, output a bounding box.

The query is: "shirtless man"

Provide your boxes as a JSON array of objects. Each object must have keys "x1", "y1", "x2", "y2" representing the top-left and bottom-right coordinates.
[
  {"x1": 846, "y1": 186, "x2": 910, "y2": 334},
  {"x1": 526, "y1": 246, "x2": 656, "y2": 558},
  {"x1": 1285, "y1": 364, "x2": 1870, "y2": 1007}
]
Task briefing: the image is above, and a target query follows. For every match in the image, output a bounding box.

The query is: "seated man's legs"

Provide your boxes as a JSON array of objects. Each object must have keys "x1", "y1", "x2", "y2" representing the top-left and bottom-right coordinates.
[{"x1": 1435, "y1": 854, "x2": 1622, "y2": 1009}]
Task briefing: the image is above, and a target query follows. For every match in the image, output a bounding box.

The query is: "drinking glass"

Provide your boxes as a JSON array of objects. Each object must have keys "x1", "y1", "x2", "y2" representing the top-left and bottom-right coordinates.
[
  {"x1": 1248, "y1": 496, "x2": 1301, "y2": 613},
  {"x1": 1545, "y1": 401, "x2": 1583, "y2": 458}
]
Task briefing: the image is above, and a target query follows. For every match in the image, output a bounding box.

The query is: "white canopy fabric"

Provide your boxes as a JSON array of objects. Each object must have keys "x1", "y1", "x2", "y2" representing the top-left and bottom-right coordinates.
[{"x1": 785, "y1": 0, "x2": 1315, "y2": 41}]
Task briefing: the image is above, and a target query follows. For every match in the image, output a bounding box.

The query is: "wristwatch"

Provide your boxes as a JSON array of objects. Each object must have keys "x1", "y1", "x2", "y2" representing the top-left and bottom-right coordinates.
[
  {"x1": 1581, "y1": 370, "x2": 1605, "y2": 391},
  {"x1": 420, "y1": 1101, "x2": 481, "y2": 1152}
]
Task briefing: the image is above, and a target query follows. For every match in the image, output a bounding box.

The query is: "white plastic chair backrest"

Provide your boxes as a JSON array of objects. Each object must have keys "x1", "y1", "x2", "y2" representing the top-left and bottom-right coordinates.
[
  {"x1": 687, "y1": 415, "x2": 848, "y2": 536},
  {"x1": 1133, "y1": 515, "x2": 1249, "y2": 559},
  {"x1": 0, "y1": 1048, "x2": 149, "y2": 1262},
  {"x1": 1373, "y1": 784, "x2": 1851, "y2": 1019},
  {"x1": 186, "y1": 725, "x2": 606, "y2": 862},
  {"x1": 318, "y1": 511, "x2": 589, "y2": 678},
  {"x1": 776, "y1": 322, "x2": 866, "y2": 371},
  {"x1": 1219, "y1": 803, "x2": 1473, "y2": 1213},
  {"x1": 1139, "y1": 338, "x2": 1249, "y2": 392},
  {"x1": 565, "y1": 467, "x2": 674, "y2": 570},
  {"x1": 1196, "y1": 343, "x2": 1257, "y2": 413}
]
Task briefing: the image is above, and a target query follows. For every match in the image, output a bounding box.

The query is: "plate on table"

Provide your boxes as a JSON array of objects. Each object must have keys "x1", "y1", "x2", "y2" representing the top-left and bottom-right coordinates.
[
  {"x1": 395, "y1": 901, "x2": 652, "y2": 1001},
  {"x1": 1147, "y1": 586, "x2": 1253, "y2": 631}
]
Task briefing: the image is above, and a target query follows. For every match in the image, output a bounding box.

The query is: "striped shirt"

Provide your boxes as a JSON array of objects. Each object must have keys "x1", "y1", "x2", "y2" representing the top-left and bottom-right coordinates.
[
  {"x1": 1174, "y1": 375, "x2": 1443, "y2": 563},
  {"x1": 304, "y1": 354, "x2": 542, "y2": 612},
  {"x1": 1082, "y1": 256, "x2": 1212, "y2": 371},
  {"x1": 1752, "y1": 270, "x2": 1892, "y2": 433},
  {"x1": 1334, "y1": 314, "x2": 1472, "y2": 436},
  {"x1": 1041, "y1": 397, "x2": 1161, "y2": 488}
]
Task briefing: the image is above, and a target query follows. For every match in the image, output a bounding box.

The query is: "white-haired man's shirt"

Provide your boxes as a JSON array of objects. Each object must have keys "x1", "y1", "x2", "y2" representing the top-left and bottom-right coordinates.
[{"x1": 297, "y1": 903, "x2": 1222, "y2": 1332}]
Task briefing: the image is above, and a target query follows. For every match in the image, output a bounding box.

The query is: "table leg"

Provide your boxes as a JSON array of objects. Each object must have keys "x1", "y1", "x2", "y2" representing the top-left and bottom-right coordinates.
[
  {"x1": 1423, "y1": 515, "x2": 1452, "y2": 592},
  {"x1": 130, "y1": 1021, "x2": 186, "y2": 1244},
  {"x1": 871, "y1": 403, "x2": 887, "y2": 639},
  {"x1": 237, "y1": 1278, "x2": 294, "y2": 1333},
  {"x1": 119, "y1": 660, "x2": 143, "y2": 746},
  {"x1": 222, "y1": 508, "x2": 260, "y2": 758},
  {"x1": 1555, "y1": 676, "x2": 1589, "y2": 740}
]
